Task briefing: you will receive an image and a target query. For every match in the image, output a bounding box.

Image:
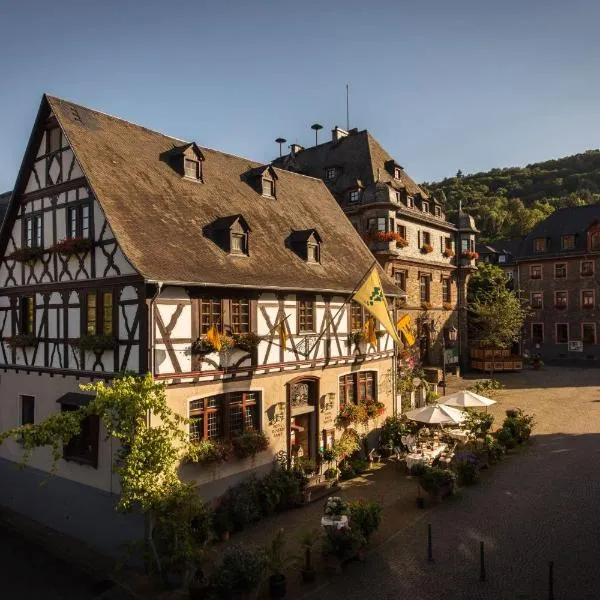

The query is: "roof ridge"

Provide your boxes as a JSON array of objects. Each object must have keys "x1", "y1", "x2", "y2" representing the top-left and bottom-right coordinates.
[{"x1": 46, "y1": 94, "x2": 189, "y2": 144}]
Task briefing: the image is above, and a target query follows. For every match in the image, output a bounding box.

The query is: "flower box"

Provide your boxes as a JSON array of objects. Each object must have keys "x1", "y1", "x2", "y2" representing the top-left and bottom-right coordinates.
[
  {"x1": 421, "y1": 244, "x2": 433, "y2": 254},
  {"x1": 6, "y1": 334, "x2": 36, "y2": 348},
  {"x1": 443, "y1": 248, "x2": 455, "y2": 258},
  {"x1": 231, "y1": 431, "x2": 269, "y2": 459},
  {"x1": 233, "y1": 332, "x2": 262, "y2": 352},
  {"x1": 442, "y1": 302, "x2": 453, "y2": 311},
  {"x1": 460, "y1": 251, "x2": 479, "y2": 260},
  {"x1": 70, "y1": 335, "x2": 115, "y2": 351},
  {"x1": 191, "y1": 334, "x2": 235, "y2": 355},
  {"x1": 421, "y1": 301, "x2": 433, "y2": 310},
  {"x1": 7, "y1": 246, "x2": 44, "y2": 263},
  {"x1": 50, "y1": 237, "x2": 92, "y2": 255}
]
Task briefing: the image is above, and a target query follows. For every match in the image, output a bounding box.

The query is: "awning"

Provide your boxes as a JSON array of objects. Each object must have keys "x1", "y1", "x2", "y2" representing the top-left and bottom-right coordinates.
[{"x1": 56, "y1": 392, "x2": 96, "y2": 407}]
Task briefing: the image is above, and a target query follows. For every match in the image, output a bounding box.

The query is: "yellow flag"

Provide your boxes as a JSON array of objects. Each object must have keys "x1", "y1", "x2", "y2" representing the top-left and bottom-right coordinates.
[
  {"x1": 396, "y1": 314, "x2": 416, "y2": 346},
  {"x1": 279, "y1": 320, "x2": 287, "y2": 349},
  {"x1": 363, "y1": 317, "x2": 377, "y2": 347},
  {"x1": 353, "y1": 267, "x2": 402, "y2": 346},
  {"x1": 206, "y1": 324, "x2": 222, "y2": 351}
]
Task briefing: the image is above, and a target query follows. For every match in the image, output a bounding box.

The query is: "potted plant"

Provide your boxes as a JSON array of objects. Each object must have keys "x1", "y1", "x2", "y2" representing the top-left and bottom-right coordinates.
[
  {"x1": 323, "y1": 496, "x2": 348, "y2": 521},
  {"x1": 348, "y1": 500, "x2": 382, "y2": 544},
  {"x1": 212, "y1": 543, "x2": 267, "y2": 600},
  {"x1": 300, "y1": 529, "x2": 320, "y2": 583},
  {"x1": 268, "y1": 529, "x2": 287, "y2": 598},
  {"x1": 419, "y1": 466, "x2": 456, "y2": 502}
]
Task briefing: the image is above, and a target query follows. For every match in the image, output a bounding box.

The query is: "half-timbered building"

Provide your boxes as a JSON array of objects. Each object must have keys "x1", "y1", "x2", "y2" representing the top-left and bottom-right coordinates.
[{"x1": 0, "y1": 96, "x2": 400, "y2": 552}]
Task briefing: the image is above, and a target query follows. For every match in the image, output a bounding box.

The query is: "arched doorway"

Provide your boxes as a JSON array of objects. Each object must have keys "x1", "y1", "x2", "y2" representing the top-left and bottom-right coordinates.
[{"x1": 287, "y1": 377, "x2": 320, "y2": 467}]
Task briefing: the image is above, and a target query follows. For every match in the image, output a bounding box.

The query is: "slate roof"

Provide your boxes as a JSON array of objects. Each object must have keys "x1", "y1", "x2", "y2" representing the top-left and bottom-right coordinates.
[
  {"x1": 273, "y1": 129, "x2": 427, "y2": 199},
  {"x1": 519, "y1": 204, "x2": 600, "y2": 260},
  {"x1": 34, "y1": 96, "x2": 398, "y2": 295}
]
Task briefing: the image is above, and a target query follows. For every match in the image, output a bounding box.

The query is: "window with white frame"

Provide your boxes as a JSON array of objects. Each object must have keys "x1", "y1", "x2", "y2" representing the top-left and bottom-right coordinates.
[
  {"x1": 582, "y1": 323, "x2": 596, "y2": 344},
  {"x1": 582, "y1": 289, "x2": 595, "y2": 309}
]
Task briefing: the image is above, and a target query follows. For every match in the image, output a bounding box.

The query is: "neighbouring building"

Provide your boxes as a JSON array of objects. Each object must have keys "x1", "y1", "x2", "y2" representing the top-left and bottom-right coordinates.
[
  {"x1": 476, "y1": 238, "x2": 521, "y2": 288},
  {"x1": 0, "y1": 96, "x2": 400, "y2": 553},
  {"x1": 273, "y1": 126, "x2": 477, "y2": 370},
  {"x1": 517, "y1": 205, "x2": 600, "y2": 363}
]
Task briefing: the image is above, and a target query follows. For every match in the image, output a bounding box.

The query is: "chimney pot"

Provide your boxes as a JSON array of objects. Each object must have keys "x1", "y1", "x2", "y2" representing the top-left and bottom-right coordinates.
[{"x1": 331, "y1": 126, "x2": 349, "y2": 142}]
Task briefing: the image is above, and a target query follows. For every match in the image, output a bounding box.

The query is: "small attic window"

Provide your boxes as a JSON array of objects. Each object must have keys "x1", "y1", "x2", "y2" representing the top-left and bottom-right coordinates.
[
  {"x1": 434, "y1": 205, "x2": 441, "y2": 217},
  {"x1": 394, "y1": 168, "x2": 402, "y2": 179},
  {"x1": 185, "y1": 159, "x2": 201, "y2": 180},
  {"x1": 208, "y1": 215, "x2": 250, "y2": 256},
  {"x1": 307, "y1": 241, "x2": 320, "y2": 263},
  {"x1": 348, "y1": 189, "x2": 361, "y2": 204},
  {"x1": 289, "y1": 229, "x2": 322, "y2": 264},
  {"x1": 422, "y1": 201, "x2": 429, "y2": 213},
  {"x1": 325, "y1": 167, "x2": 338, "y2": 181},
  {"x1": 406, "y1": 196, "x2": 414, "y2": 209},
  {"x1": 262, "y1": 177, "x2": 275, "y2": 197},
  {"x1": 231, "y1": 232, "x2": 248, "y2": 255}
]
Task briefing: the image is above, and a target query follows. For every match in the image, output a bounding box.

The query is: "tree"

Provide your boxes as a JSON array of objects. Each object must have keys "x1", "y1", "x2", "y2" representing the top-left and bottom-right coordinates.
[
  {"x1": 468, "y1": 263, "x2": 509, "y2": 302},
  {"x1": 468, "y1": 286, "x2": 528, "y2": 349}
]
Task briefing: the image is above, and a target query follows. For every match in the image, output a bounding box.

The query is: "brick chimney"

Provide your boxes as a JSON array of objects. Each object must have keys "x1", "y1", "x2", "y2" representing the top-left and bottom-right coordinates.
[{"x1": 331, "y1": 126, "x2": 349, "y2": 142}]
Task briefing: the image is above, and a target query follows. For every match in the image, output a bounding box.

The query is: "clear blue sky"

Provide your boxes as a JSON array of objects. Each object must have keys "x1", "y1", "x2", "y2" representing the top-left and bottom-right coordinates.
[{"x1": 1, "y1": 0, "x2": 600, "y2": 192}]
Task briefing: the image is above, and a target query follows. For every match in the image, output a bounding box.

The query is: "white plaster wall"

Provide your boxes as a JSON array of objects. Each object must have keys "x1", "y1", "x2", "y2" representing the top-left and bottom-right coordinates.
[{"x1": 0, "y1": 371, "x2": 118, "y2": 493}]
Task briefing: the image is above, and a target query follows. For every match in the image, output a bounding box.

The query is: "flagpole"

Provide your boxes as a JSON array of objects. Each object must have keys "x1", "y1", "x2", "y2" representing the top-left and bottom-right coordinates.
[{"x1": 303, "y1": 259, "x2": 380, "y2": 358}]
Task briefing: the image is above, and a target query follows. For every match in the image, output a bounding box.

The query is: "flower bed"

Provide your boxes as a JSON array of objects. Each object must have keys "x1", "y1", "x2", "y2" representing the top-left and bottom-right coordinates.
[
  {"x1": 50, "y1": 237, "x2": 92, "y2": 255},
  {"x1": 7, "y1": 246, "x2": 44, "y2": 263}
]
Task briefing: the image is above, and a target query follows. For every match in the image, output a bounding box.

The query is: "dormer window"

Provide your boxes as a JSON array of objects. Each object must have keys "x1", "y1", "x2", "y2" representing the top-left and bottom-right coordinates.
[
  {"x1": 434, "y1": 205, "x2": 441, "y2": 217},
  {"x1": 325, "y1": 167, "x2": 338, "y2": 181},
  {"x1": 262, "y1": 177, "x2": 275, "y2": 197},
  {"x1": 394, "y1": 168, "x2": 402, "y2": 179},
  {"x1": 534, "y1": 237, "x2": 547, "y2": 253},
  {"x1": 406, "y1": 196, "x2": 414, "y2": 209},
  {"x1": 422, "y1": 201, "x2": 429, "y2": 213},
  {"x1": 162, "y1": 142, "x2": 205, "y2": 182},
  {"x1": 288, "y1": 229, "x2": 322, "y2": 264},
  {"x1": 590, "y1": 230, "x2": 600, "y2": 252},
  {"x1": 208, "y1": 215, "x2": 251, "y2": 256},
  {"x1": 349, "y1": 189, "x2": 361, "y2": 204},
  {"x1": 561, "y1": 234, "x2": 575, "y2": 250},
  {"x1": 185, "y1": 158, "x2": 201, "y2": 180}
]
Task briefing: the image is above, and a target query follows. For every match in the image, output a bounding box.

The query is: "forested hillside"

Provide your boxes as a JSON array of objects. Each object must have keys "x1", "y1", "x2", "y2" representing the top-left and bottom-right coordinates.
[{"x1": 422, "y1": 149, "x2": 600, "y2": 242}]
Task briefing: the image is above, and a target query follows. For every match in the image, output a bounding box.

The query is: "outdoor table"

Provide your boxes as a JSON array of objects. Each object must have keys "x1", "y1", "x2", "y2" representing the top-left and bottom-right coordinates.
[
  {"x1": 405, "y1": 443, "x2": 447, "y2": 470},
  {"x1": 321, "y1": 515, "x2": 349, "y2": 530},
  {"x1": 445, "y1": 428, "x2": 471, "y2": 443}
]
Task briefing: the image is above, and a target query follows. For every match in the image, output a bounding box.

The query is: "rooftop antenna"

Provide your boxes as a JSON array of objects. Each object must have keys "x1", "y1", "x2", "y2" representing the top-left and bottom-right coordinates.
[
  {"x1": 346, "y1": 84, "x2": 350, "y2": 130},
  {"x1": 275, "y1": 137, "x2": 287, "y2": 157},
  {"x1": 311, "y1": 123, "x2": 323, "y2": 146}
]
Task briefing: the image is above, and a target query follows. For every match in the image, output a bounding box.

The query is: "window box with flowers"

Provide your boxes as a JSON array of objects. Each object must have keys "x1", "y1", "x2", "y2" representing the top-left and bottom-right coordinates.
[
  {"x1": 460, "y1": 251, "x2": 479, "y2": 260},
  {"x1": 233, "y1": 332, "x2": 262, "y2": 352},
  {"x1": 191, "y1": 334, "x2": 235, "y2": 355},
  {"x1": 421, "y1": 244, "x2": 433, "y2": 254},
  {"x1": 231, "y1": 431, "x2": 270, "y2": 460},
  {"x1": 6, "y1": 334, "x2": 37, "y2": 348},
  {"x1": 421, "y1": 301, "x2": 433, "y2": 311},
  {"x1": 188, "y1": 438, "x2": 234, "y2": 465},
  {"x1": 7, "y1": 246, "x2": 44, "y2": 263},
  {"x1": 374, "y1": 231, "x2": 409, "y2": 248},
  {"x1": 335, "y1": 398, "x2": 385, "y2": 429},
  {"x1": 70, "y1": 334, "x2": 116, "y2": 352},
  {"x1": 443, "y1": 248, "x2": 455, "y2": 258},
  {"x1": 50, "y1": 237, "x2": 93, "y2": 256},
  {"x1": 442, "y1": 302, "x2": 453, "y2": 311}
]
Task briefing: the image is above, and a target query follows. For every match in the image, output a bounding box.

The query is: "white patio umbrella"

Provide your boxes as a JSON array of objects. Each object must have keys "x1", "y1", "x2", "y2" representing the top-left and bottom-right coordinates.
[
  {"x1": 440, "y1": 390, "x2": 496, "y2": 409},
  {"x1": 406, "y1": 403, "x2": 466, "y2": 425}
]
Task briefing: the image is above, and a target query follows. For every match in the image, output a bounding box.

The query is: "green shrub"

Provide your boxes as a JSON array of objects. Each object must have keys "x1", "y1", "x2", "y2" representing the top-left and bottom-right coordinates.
[
  {"x1": 322, "y1": 525, "x2": 365, "y2": 562},
  {"x1": 339, "y1": 463, "x2": 356, "y2": 480},
  {"x1": 483, "y1": 435, "x2": 504, "y2": 462},
  {"x1": 379, "y1": 415, "x2": 411, "y2": 449},
  {"x1": 324, "y1": 467, "x2": 339, "y2": 480},
  {"x1": 495, "y1": 427, "x2": 516, "y2": 449},
  {"x1": 212, "y1": 544, "x2": 268, "y2": 595},
  {"x1": 464, "y1": 410, "x2": 495, "y2": 438},
  {"x1": 419, "y1": 466, "x2": 456, "y2": 495},
  {"x1": 502, "y1": 409, "x2": 534, "y2": 443},
  {"x1": 469, "y1": 379, "x2": 504, "y2": 398},
  {"x1": 348, "y1": 500, "x2": 382, "y2": 543},
  {"x1": 350, "y1": 459, "x2": 369, "y2": 474},
  {"x1": 453, "y1": 453, "x2": 479, "y2": 486}
]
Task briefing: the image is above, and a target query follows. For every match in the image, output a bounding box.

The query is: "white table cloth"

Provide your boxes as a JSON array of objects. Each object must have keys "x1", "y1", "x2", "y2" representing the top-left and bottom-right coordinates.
[
  {"x1": 321, "y1": 515, "x2": 349, "y2": 529},
  {"x1": 405, "y1": 443, "x2": 447, "y2": 470},
  {"x1": 445, "y1": 428, "x2": 470, "y2": 443}
]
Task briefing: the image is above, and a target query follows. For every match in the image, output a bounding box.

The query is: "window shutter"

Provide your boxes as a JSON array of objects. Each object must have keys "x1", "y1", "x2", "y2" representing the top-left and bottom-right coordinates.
[{"x1": 418, "y1": 231, "x2": 421, "y2": 247}]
